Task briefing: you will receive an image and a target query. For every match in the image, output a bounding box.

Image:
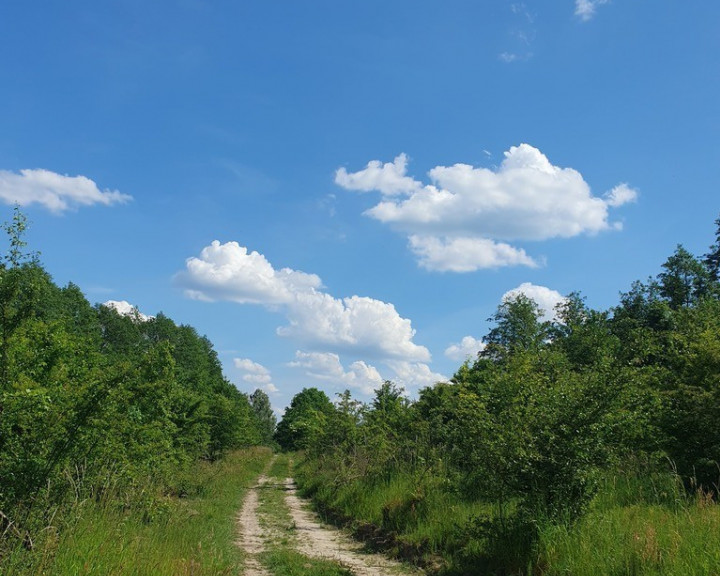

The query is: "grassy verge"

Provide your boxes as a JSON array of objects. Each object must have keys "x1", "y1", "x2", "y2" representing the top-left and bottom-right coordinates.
[
  {"x1": 296, "y1": 457, "x2": 720, "y2": 575},
  {"x1": 536, "y1": 489, "x2": 720, "y2": 575},
  {"x1": 2, "y1": 447, "x2": 272, "y2": 576}
]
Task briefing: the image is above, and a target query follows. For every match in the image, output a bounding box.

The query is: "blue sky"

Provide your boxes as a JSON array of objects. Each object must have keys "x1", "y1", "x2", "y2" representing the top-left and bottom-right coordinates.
[{"x1": 1, "y1": 1, "x2": 718, "y2": 412}]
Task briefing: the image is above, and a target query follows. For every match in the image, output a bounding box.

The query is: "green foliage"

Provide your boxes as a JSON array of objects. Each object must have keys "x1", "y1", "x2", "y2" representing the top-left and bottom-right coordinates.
[
  {"x1": 250, "y1": 388, "x2": 277, "y2": 446},
  {"x1": 274, "y1": 387, "x2": 334, "y2": 450},
  {"x1": 658, "y1": 245, "x2": 712, "y2": 309},
  {"x1": 704, "y1": 213, "x2": 720, "y2": 281},
  {"x1": 289, "y1": 214, "x2": 720, "y2": 573},
  {"x1": 0, "y1": 209, "x2": 265, "y2": 566},
  {"x1": 2, "y1": 448, "x2": 272, "y2": 576},
  {"x1": 483, "y1": 292, "x2": 550, "y2": 360}
]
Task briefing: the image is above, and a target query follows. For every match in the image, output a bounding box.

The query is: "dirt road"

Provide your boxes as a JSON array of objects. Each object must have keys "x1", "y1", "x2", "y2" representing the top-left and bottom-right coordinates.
[{"x1": 236, "y1": 456, "x2": 422, "y2": 576}]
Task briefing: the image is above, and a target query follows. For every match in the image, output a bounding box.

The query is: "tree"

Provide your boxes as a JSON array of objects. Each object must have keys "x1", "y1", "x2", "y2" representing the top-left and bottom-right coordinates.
[
  {"x1": 704, "y1": 213, "x2": 720, "y2": 282},
  {"x1": 551, "y1": 292, "x2": 618, "y2": 370},
  {"x1": 249, "y1": 388, "x2": 276, "y2": 446},
  {"x1": 658, "y1": 244, "x2": 711, "y2": 309},
  {"x1": 482, "y1": 293, "x2": 549, "y2": 360},
  {"x1": 0, "y1": 208, "x2": 42, "y2": 389},
  {"x1": 274, "y1": 387, "x2": 333, "y2": 450}
]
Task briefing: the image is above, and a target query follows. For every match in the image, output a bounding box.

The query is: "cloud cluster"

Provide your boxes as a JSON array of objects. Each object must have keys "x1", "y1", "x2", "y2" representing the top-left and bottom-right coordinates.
[
  {"x1": 102, "y1": 300, "x2": 153, "y2": 322},
  {"x1": 0, "y1": 169, "x2": 131, "y2": 213},
  {"x1": 234, "y1": 358, "x2": 279, "y2": 394},
  {"x1": 289, "y1": 351, "x2": 384, "y2": 396},
  {"x1": 177, "y1": 241, "x2": 430, "y2": 362},
  {"x1": 409, "y1": 236, "x2": 536, "y2": 272},
  {"x1": 384, "y1": 360, "x2": 447, "y2": 390},
  {"x1": 575, "y1": 0, "x2": 610, "y2": 21},
  {"x1": 445, "y1": 336, "x2": 485, "y2": 362},
  {"x1": 502, "y1": 282, "x2": 566, "y2": 322},
  {"x1": 336, "y1": 144, "x2": 636, "y2": 272},
  {"x1": 180, "y1": 241, "x2": 322, "y2": 305},
  {"x1": 289, "y1": 351, "x2": 447, "y2": 396}
]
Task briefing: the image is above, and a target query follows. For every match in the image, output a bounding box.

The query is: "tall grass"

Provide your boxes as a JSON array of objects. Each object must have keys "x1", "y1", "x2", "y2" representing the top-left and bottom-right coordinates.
[
  {"x1": 1, "y1": 447, "x2": 272, "y2": 575},
  {"x1": 535, "y1": 477, "x2": 720, "y2": 576},
  {"x1": 297, "y1": 457, "x2": 720, "y2": 575}
]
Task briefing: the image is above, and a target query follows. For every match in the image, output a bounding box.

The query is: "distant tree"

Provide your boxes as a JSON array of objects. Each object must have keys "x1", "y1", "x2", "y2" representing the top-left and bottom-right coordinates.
[
  {"x1": 1, "y1": 206, "x2": 38, "y2": 269},
  {"x1": 482, "y1": 293, "x2": 549, "y2": 360},
  {"x1": 249, "y1": 388, "x2": 276, "y2": 445},
  {"x1": 658, "y1": 244, "x2": 711, "y2": 309},
  {"x1": 704, "y1": 213, "x2": 720, "y2": 282},
  {"x1": 0, "y1": 208, "x2": 44, "y2": 389},
  {"x1": 551, "y1": 292, "x2": 618, "y2": 370},
  {"x1": 274, "y1": 387, "x2": 333, "y2": 450}
]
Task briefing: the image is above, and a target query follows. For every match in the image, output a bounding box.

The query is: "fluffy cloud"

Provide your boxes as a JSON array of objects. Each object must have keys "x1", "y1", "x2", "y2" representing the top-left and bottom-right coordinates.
[
  {"x1": 335, "y1": 154, "x2": 421, "y2": 196},
  {"x1": 336, "y1": 144, "x2": 636, "y2": 272},
  {"x1": 409, "y1": 235, "x2": 538, "y2": 272},
  {"x1": 604, "y1": 183, "x2": 638, "y2": 208},
  {"x1": 445, "y1": 336, "x2": 486, "y2": 362},
  {"x1": 102, "y1": 300, "x2": 153, "y2": 322},
  {"x1": 502, "y1": 282, "x2": 566, "y2": 322},
  {"x1": 179, "y1": 241, "x2": 322, "y2": 305},
  {"x1": 177, "y1": 242, "x2": 430, "y2": 361},
  {"x1": 234, "y1": 358, "x2": 272, "y2": 384},
  {"x1": 384, "y1": 360, "x2": 448, "y2": 391},
  {"x1": 575, "y1": 0, "x2": 610, "y2": 21},
  {"x1": 0, "y1": 169, "x2": 131, "y2": 213},
  {"x1": 289, "y1": 351, "x2": 447, "y2": 396},
  {"x1": 289, "y1": 351, "x2": 384, "y2": 396},
  {"x1": 278, "y1": 292, "x2": 429, "y2": 360},
  {"x1": 234, "y1": 358, "x2": 279, "y2": 394}
]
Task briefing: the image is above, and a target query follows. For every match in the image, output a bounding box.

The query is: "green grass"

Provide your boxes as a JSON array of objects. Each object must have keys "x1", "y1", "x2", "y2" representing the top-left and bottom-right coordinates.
[
  {"x1": 297, "y1": 458, "x2": 720, "y2": 575},
  {"x1": 257, "y1": 453, "x2": 296, "y2": 548},
  {"x1": 536, "y1": 491, "x2": 720, "y2": 575},
  {"x1": 261, "y1": 548, "x2": 354, "y2": 576},
  {"x1": 2, "y1": 447, "x2": 273, "y2": 576}
]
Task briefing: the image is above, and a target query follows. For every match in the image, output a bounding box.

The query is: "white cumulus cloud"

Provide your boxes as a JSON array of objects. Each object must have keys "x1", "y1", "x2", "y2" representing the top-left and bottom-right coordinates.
[
  {"x1": 278, "y1": 292, "x2": 429, "y2": 361},
  {"x1": 179, "y1": 241, "x2": 322, "y2": 305},
  {"x1": 234, "y1": 358, "x2": 272, "y2": 384},
  {"x1": 177, "y1": 241, "x2": 430, "y2": 361},
  {"x1": 0, "y1": 169, "x2": 131, "y2": 213},
  {"x1": 233, "y1": 357, "x2": 279, "y2": 394},
  {"x1": 335, "y1": 153, "x2": 421, "y2": 196},
  {"x1": 409, "y1": 235, "x2": 538, "y2": 272},
  {"x1": 336, "y1": 144, "x2": 636, "y2": 272},
  {"x1": 604, "y1": 183, "x2": 638, "y2": 208},
  {"x1": 502, "y1": 282, "x2": 566, "y2": 322},
  {"x1": 102, "y1": 300, "x2": 153, "y2": 322},
  {"x1": 289, "y1": 351, "x2": 447, "y2": 396},
  {"x1": 289, "y1": 351, "x2": 384, "y2": 396},
  {"x1": 445, "y1": 336, "x2": 486, "y2": 362},
  {"x1": 384, "y1": 360, "x2": 448, "y2": 391},
  {"x1": 575, "y1": 0, "x2": 610, "y2": 21}
]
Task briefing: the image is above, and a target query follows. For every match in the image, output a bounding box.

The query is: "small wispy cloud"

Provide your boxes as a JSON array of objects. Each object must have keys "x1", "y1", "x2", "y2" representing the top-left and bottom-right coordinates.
[
  {"x1": 499, "y1": 3, "x2": 535, "y2": 63},
  {"x1": 575, "y1": 0, "x2": 610, "y2": 21},
  {"x1": 498, "y1": 51, "x2": 533, "y2": 63}
]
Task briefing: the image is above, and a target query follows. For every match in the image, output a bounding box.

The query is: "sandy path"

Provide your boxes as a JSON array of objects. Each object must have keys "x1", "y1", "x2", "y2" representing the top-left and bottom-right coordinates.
[
  {"x1": 236, "y1": 458, "x2": 275, "y2": 576},
  {"x1": 237, "y1": 456, "x2": 421, "y2": 576},
  {"x1": 283, "y1": 478, "x2": 422, "y2": 576}
]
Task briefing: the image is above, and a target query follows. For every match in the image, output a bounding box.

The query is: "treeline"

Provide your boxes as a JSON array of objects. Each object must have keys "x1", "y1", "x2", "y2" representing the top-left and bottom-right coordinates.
[
  {"x1": 284, "y1": 216, "x2": 720, "y2": 574},
  {"x1": 0, "y1": 209, "x2": 273, "y2": 555}
]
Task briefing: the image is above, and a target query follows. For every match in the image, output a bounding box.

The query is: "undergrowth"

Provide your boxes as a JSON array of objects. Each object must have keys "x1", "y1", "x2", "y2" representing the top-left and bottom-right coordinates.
[
  {"x1": 1, "y1": 447, "x2": 272, "y2": 575},
  {"x1": 296, "y1": 456, "x2": 720, "y2": 575}
]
